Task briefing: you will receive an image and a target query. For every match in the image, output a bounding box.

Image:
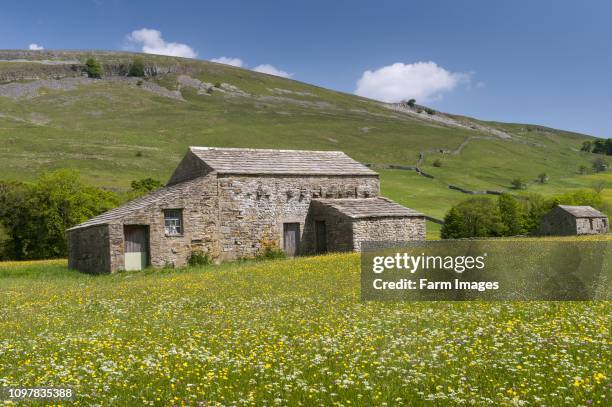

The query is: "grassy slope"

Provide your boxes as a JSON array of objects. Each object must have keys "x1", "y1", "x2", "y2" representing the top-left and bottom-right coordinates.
[
  {"x1": 0, "y1": 51, "x2": 607, "y2": 236},
  {"x1": 0, "y1": 250, "x2": 609, "y2": 405}
]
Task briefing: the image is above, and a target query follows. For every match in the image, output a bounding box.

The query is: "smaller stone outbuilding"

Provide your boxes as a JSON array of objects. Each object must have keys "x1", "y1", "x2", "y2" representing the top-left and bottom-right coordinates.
[{"x1": 537, "y1": 205, "x2": 609, "y2": 236}]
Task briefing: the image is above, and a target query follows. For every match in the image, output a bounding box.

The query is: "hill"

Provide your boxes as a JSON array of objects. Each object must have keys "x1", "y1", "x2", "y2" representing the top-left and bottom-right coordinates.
[{"x1": 0, "y1": 50, "x2": 608, "y2": 233}]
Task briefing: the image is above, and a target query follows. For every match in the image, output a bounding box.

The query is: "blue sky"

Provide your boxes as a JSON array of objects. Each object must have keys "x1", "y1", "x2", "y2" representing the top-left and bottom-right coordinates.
[{"x1": 1, "y1": 0, "x2": 610, "y2": 137}]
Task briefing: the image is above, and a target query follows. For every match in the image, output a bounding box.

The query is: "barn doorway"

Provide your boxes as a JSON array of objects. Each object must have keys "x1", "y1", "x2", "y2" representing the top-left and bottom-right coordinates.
[
  {"x1": 124, "y1": 225, "x2": 149, "y2": 270},
  {"x1": 315, "y1": 220, "x2": 327, "y2": 254},
  {"x1": 283, "y1": 223, "x2": 300, "y2": 257}
]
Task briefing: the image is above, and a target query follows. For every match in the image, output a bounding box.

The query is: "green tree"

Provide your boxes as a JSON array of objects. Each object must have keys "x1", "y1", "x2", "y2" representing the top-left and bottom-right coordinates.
[
  {"x1": 520, "y1": 193, "x2": 551, "y2": 233},
  {"x1": 128, "y1": 57, "x2": 145, "y2": 77},
  {"x1": 497, "y1": 193, "x2": 525, "y2": 236},
  {"x1": 407, "y1": 98, "x2": 416, "y2": 107},
  {"x1": 441, "y1": 197, "x2": 506, "y2": 238},
  {"x1": 131, "y1": 178, "x2": 163, "y2": 195},
  {"x1": 10, "y1": 170, "x2": 119, "y2": 259},
  {"x1": 511, "y1": 177, "x2": 526, "y2": 189},
  {"x1": 440, "y1": 207, "x2": 464, "y2": 239},
  {"x1": 580, "y1": 141, "x2": 592, "y2": 152},
  {"x1": 85, "y1": 57, "x2": 103, "y2": 78},
  {"x1": 0, "y1": 181, "x2": 31, "y2": 259},
  {"x1": 537, "y1": 172, "x2": 548, "y2": 184}
]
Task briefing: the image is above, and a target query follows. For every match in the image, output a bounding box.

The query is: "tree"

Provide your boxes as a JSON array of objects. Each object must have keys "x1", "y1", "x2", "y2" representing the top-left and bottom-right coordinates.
[
  {"x1": 520, "y1": 193, "x2": 551, "y2": 233},
  {"x1": 131, "y1": 178, "x2": 163, "y2": 195},
  {"x1": 128, "y1": 57, "x2": 145, "y2": 77},
  {"x1": 440, "y1": 207, "x2": 464, "y2": 239},
  {"x1": 580, "y1": 141, "x2": 592, "y2": 152},
  {"x1": 85, "y1": 57, "x2": 103, "y2": 78},
  {"x1": 498, "y1": 193, "x2": 525, "y2": 236},
  {"x1": 511, "y1": 177, "x2": 526, "y2": 189},
  {"x1": 592, "y1": 156, "x2": 608, "y2": 172},
  {"x1": 441, "y1": 197, "x2": 506, "y2": 238},
  {"x1": 537, "y1": 172, "x2": 548, "y2": 184},
  {"x1": 0, "y1": 170, "x2": 120, "y2": 260},
  {"x1": 0, "y1": 181, "x2": 31, "y2": 259},
  {"x1": 407, "y1": 98, "x2": 416, "y2": 107}
]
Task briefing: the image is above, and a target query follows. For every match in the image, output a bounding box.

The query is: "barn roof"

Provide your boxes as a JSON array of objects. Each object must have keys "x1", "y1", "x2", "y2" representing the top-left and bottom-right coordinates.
[
  {"x1": 314, "y1": 197, "x2": 423, "y2": 219},
  {"x1": 189, "y1": 147, "x2": 376, "y2": 176},
  {"x1": 67, "y1": 178, "x2": 201, "y2": 231},
  {"x1": 557, "y1": 205, "x2": 607, "y2": 218}
]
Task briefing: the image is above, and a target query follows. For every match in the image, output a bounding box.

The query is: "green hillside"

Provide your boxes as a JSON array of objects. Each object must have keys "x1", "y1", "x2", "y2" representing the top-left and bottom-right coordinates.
[{"x1": 0, "y1": 50, "x2": 608, "y2": 225}]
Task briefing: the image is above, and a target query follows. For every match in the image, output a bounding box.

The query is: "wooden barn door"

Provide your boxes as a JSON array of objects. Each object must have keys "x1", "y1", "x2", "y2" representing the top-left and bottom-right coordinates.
[
  {"x1": 124, "y1": 225, "x2": 149, "y2": 270},
  {"x1": 315, "y1": 220, "x2": 327, "y2": 254},
  {"x1": 283, "y1": 223, "x2": 300, "y2": 257}
]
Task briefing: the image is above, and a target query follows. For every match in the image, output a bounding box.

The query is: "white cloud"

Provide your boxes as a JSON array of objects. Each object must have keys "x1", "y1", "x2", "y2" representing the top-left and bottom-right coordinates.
[
  {"x1": 252, "y1": 64, "x2": 293, "y2": 78},
  {"x1": 211, "y1": 57, "x2": 244, "y2": 67},
  {"x1": 29, "y1": 43, "x2": 44, "y2": 51},
  {"x1": 354, "y1": 61, "x2": 469, "y2": 103},
  {"x1": 126, "y1": 28, "x2": 197, "y2": 58}
]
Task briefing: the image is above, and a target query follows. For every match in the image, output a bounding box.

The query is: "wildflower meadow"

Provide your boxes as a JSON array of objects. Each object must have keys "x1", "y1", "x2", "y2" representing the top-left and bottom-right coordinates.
[{"x1": 0, "y1": 253, "x2": 610, "y2": 405}]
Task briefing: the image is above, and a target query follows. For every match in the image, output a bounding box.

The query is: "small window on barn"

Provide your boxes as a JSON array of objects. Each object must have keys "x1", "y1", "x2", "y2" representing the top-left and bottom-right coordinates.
[
  {"x1": 589, "y1": 218, "x2": 594, "y2": 229},
  {"x1": 164, "y1": 209, "x2": 183, "y2": 236}
]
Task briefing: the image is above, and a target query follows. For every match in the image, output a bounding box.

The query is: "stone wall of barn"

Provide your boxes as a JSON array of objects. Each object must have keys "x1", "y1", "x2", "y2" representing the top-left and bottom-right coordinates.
[
  {"x1": 538, "y1": 208, "x2": 577, "y2": 235},
  {"x1": 307, "y1": 201, "x2": 354, "y2": 253},
  {"x1": 351, "y1": 216, "x2": 426, "y2": 251},
  {"x1": 576, "y1": 217, "x2": 609, "y2": 235},
  {"x1": 67, "y1": 224, "x2": 111, "y2": 274},
  {"x1": 104, "y1": 174, "x2": 219, "y2": 272},
  {"x1": 216, "y1": 174, "x2": 380, "y2": 259}
]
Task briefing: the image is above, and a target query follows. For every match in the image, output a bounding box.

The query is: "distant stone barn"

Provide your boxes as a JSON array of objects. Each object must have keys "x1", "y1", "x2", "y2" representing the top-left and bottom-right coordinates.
[
  {"x1": 537, "y1": 205, "x2": 609, "y2": 236},
  {"x1": 67, "y1": 147, "x2": 425, "y2": 273}
]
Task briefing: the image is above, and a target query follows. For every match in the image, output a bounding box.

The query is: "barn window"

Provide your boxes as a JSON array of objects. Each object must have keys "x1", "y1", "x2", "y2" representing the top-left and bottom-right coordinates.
[
  {"x1": 589, "y1": 218, "x2": 593, "y2": 229},
  {"x1": 164, "y1": 209, "x2": 183, "y2": 236}
]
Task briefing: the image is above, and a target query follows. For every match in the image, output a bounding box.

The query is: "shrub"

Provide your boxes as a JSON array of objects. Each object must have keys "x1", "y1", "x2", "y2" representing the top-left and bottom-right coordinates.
[
  {"x1": 85, "y1": 57, "x2": 103, "y2": 78},
  {"x1": 256, "y1": 238, "x2": 287, "y2": 260},
  {"x1": 578, "y1": 165, "x2": 588, "y2": 174},
  {"x1": 407, "y1": 98, "x2": 416, "y2": 107},
  {"x1": 537, "y1": 172, "x2": 548, "y2": 184},
  {"x1": 128, "y1": 57, "x2": 145, "y2": 77},
  {"x1": 424, "y1": 107, "x2": 436, "y2": 115},
  {"x1": 432, "y1": 159, "x2": 442, "y2": 167},
  {"x1": 135, "y1": 151, "x2": 143, "y2": 157},
  {"x1": 214, "y1": 82, "x2": 222, "y2": 88},
  {"x1": 511, "y1": 178, "x2": 527, "y2": 189},
  {"x1": 188, "y1": 250, "x2": 211, "y2": 267}
]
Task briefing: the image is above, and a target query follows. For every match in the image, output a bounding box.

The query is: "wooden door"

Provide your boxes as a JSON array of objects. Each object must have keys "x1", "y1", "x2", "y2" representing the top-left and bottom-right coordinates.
[
  {"x1": 315, "y1": 220, "x2": 327, "y2": 254},
  {"x1": 124, "y1": 225, "x2": 149, "y2": 270},
  {"x1": 283, "y1": 223, "x2": 300, "y2": 257}
]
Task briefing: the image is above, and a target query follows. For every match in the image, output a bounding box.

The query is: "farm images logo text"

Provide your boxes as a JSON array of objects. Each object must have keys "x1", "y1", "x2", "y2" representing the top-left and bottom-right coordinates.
[
  {"x1": 361, "y1": 241, "x2": 610, "y2": 301},
  {"x1": 372, "y1": 252, "x2": 487, "y2": 274},
  {"x1": 370, "y1": 252, "x2": 499, "y2": 293}
]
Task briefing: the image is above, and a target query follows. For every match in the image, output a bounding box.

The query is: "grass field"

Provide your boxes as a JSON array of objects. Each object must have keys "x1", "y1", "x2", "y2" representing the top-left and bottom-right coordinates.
[{"x1": 1, "y1": 249, "x2": 610, "y2": 405}]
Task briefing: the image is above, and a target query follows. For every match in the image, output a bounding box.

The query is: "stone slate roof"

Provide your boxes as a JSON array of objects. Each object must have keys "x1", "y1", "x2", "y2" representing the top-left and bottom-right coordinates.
[
  {"x1": 314, "y1": 197, "x2": 423, "y2": 219},
  {"x1": 557, "y1": 205, "x2": 607, "y2": 218},
  {"x1": 67, "y1": 178, "x2": 201, "y2": 231},
  {"x1": 189, "y1": 147, "x2": 376, "y2": 176}
]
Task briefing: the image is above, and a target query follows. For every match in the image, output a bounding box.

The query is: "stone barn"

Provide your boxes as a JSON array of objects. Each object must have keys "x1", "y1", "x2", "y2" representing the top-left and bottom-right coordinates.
[
  {"x1": 67, "y1": 147, "x2": 425, "y2": 273},
  {"x1": 537, "y1": 205, "x2": 609, "y2": 236}
]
